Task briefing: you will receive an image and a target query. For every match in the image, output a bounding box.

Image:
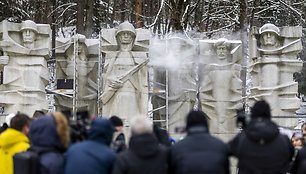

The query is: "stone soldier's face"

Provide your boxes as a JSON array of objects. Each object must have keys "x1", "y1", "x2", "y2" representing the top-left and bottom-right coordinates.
[
  {"x1": 216, "y1": 45, "x2": 228, "y2": 60},
  {"x1": 22, "y1": 29, "x2": 36, "y2": 43},
  {"x1": 262, "y1": 32, "x2": 277, "y2": 46},
  {"x1": 118, "y1": 31, "x2": 134, "y2": 44}
]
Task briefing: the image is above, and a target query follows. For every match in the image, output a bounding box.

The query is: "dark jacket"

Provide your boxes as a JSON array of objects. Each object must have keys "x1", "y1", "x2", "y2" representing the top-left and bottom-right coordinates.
[
  {"x1": 112, "y1": 133, "x2": 168, "y2": 174},
  {"x1": 29, "y1": 116, "x2": 67, "y2": 174},
  {"x1": 169, "y1": 126, "x2": 229, "y2": 174},
  {"x1": 291, "y1": 144, "x2": 306, "y2": 174},
  {"x1": 229, "y1": 118, "x2": 294, "y2": 174},
  {"x1": 111, "y1": 132, "x2": 126, "y2": 153},
  {"x1": 65, "y1": 118, "x2": 116, "y2": 174}
]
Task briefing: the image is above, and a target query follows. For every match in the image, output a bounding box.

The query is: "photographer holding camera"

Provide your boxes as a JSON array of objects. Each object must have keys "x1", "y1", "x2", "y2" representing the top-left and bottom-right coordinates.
[{"x1": 229, "y1": 100, "x2": 294, "y2": 174}]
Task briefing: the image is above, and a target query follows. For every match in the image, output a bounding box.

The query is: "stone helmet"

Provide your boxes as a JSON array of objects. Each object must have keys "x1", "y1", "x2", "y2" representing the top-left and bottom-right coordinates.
[
  {"x1": 115, "y1": 21, "x2": 136, "y2": 39},
  {"x1": 259, "y1": 23, "x2": 280, "y2": 36},
  {"x1": 70, "y1": 34, "x2": 86, "y2": 43},
  {"x1": 20, "y1": 20, "x2": 38, "y2": 34},
  {"x1": 214, "y1": 38, "x2": 231, "y2": 49}
]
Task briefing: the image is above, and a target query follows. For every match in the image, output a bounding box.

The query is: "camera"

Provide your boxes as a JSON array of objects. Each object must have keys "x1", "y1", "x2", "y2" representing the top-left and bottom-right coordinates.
[
  {"x1": 236, "y1": 108, "x2": 247, "y2": 129},
  {"x1": 175, "y1": 126, "x2": 186, "y2": 133},
  {"x1": 62, "y1": 110, "x2": 90, "y2": 143}
]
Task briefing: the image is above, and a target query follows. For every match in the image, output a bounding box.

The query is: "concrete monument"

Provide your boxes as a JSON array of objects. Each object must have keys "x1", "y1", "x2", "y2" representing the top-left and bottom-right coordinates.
[
  {"x1": 249, "y1": 23, "x2": 303, "y2": 128},
  {"x1": 55, "y1": 34, "x2": 99, "y2": 116},
  {"x1": 199, "y1": 38, "x2": 242, "y2": 140},
  {"x1": 100, "y1": 21, "x2": 149, "y2": 130},
  {"x1": 0, "y1": 20, "x2": 50, "y2": 116}
]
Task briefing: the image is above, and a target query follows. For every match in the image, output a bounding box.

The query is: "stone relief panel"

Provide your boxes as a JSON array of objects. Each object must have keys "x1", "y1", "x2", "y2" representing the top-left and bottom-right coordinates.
[
  {"x1": 249, "y1": 23, "x2": 303, "y2": 128},
  {"x1": 55, "y1": 34, "x2": 99, "y2": 117},
  {"x1": 166, "y1": 38, "x2": 197, "y2": 138},
  {"x1": 199, "y1": 38, "x2": 242, "y2": 140},
  {"x1": 0, "y1": 20, "x2": 50, "y2": 116},
  {"x1": 100, "y1": 21, "x2": 149, "y2": 132}
]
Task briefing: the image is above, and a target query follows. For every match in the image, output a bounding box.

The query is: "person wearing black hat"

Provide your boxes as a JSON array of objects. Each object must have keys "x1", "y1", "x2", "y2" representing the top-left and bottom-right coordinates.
[
  {"x1": 110, "y1": 116, "x2": 126, "y2": 153},
  {"x1": 228, "y1": 100, "x2": 294, "y2": 174},
  {"x1": 169, "y1": 110, "x2": 230, "y2": 174}
]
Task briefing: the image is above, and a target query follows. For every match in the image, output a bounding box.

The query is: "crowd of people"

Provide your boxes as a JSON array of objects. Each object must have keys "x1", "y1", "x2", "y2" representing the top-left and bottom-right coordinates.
[{"x1": 0, "y1": 100, "x2": 306, "y2": 174}]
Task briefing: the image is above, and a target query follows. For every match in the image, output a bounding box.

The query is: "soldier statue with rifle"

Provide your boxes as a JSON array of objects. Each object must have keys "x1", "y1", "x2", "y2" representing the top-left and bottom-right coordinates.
[{"x1": 101, "y1": 21, "x2": 149, "y2": 135}]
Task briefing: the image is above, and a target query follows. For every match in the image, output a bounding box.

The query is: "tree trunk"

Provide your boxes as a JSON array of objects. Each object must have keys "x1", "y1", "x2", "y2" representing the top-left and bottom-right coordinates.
[
  {"x1": 77, "y1": 0, "x2": 85, "y2": 34},
  {"x1": 136, "y1": 0, "x2": 142, "y2": 28},
  {"x1": 239, "y1": 0, "x2": 248, "y2": 107},
  {"x1": 85, "y1": 0, "x2": 93, "y2": 37}
]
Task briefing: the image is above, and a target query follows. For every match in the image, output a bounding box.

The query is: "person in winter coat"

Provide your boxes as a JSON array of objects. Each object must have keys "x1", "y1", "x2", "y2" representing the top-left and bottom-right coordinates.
[
  {"x1": 110, "y1": 115, "x2": 126, "y2": 153},
  {"x1": 65, "y1": 118, "x2": 116, "y2": 174},
  {"x1": 112, "y1": 116, "x2": 168, "y2": 174},
  {"x1": 291, "y1": 144, "x2": 306, "y2": 174},
  {"x1": 0, "y1": 113, "x2": 31, "y2": 174},
  {"x1": 29, "y1": 112, "x2": 70, "y2": 174},
  {"x1": 169, "y1": 110, "x2": 229, "y2": 174},
  {"x1": 229, "y1": 100, "x2": 294, "y2": 174}
]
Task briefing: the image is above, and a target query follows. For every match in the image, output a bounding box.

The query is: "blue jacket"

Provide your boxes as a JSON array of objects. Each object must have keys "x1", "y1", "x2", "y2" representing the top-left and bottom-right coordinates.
[
  {"x1": 65, "y1": 118, "x2": 116, "y2": 174},
  {"x1": 29, "y1": 115, "x2": 66, "y2": 174}
]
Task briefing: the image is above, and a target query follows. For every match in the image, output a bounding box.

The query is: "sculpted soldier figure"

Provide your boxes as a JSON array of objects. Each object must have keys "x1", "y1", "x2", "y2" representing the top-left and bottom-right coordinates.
[
  {"x1": 0, "y1": 20, "x2": 50, "y2": 116},
  {"x1": 199, "y1": 38, "x2": 242, "y2": 140},
  {"x1": 249, "y1": 23, "x2": 303, "y2": 127},
  {"x1": 55, "y1": 34, "x2": 98, "y2": 116},
  {"x1": 101, "y1": 21, "x2": 149, "y2": 131}
]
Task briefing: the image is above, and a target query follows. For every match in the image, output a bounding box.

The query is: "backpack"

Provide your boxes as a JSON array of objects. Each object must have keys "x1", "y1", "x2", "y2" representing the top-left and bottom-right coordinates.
[
  {"x1": 13, "y1": 148, "x2": 57, "y2": 174},
  {"x1": 13, "y1": 150, "x2": 40, "y2": 174}
]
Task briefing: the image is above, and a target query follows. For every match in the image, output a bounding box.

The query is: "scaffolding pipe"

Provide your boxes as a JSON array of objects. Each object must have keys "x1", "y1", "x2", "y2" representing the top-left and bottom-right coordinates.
[
  {"x1": 72, "y1": 32, "x2": 78, "y2": 120},
  {"x1": 165, "y1": 37, "x2": 169, "y2": 131},
  {"x1": 97, "y1": 32, "x2": 103, "y2": 117}
]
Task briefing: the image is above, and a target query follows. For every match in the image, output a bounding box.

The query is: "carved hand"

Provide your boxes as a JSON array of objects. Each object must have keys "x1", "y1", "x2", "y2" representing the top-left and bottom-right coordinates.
[{"x1": 108, "y1": 78, "x2": 123, "y2": 89}]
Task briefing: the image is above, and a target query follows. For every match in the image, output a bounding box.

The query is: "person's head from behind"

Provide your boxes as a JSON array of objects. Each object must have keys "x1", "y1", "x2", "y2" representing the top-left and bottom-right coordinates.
[
  {"x1": 10, "y1": 113, "x2": 31, "y2": 135},
  {"x1": 186, "y1": 110, "x2": 209, "y2": 132},
  {"x1": 251, "y1": 100, "x2": 271, "y2": 120},
  {"x1": 32, "y1": 110, "x2": 45, "y2": 119},
  {"x1": 301, "y1": 123, "x2": 306, "y2": 135},
  {"x1": 291, "y1": 132, "x2": 304, "y2": 148},
  {"x1": 110, "y1": 115, "x2": 123, "y2": 133},
  {"x1": 130, "y1": 116, "x2": 153, "y2": 136}
]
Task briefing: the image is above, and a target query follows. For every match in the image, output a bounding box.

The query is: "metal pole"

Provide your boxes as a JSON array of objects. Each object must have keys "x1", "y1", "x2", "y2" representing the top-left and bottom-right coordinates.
[
  {"x1": 97, "y1": 32, "x2": 103, "y2": 117},
  {"x1": 165, "y1": 37, "x2": 169, "y2": 131},
  {"x1": 166, "y1": 68, "x2": 169, "y2": 131},
  {"x1": 72, "y1": 32, "x2": 78, "y2": 120}
]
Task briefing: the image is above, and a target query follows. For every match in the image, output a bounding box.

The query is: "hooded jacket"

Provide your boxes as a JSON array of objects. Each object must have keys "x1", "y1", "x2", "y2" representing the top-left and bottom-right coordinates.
[
  {"x1": 29, "y1": 114, "x2": 69, "y2": 174},
  {"x1": 290, "y1": 144, "x2": 306, "y2": 174},
  {"x1": 229, "y1": 118, "x2": 294, "y2": 174},
  {"x1": 65, "y1": 118, "x2": 116, "y2": 174},
  {"x1": 169, "y1": 126, "x2": 229, "y2": 174},
  {"x1": 112, "y1": 133, "x2": 168, "y2": 174},
  {"x1": 0, "y1": 128, "x2": 30, "y2": 174}
]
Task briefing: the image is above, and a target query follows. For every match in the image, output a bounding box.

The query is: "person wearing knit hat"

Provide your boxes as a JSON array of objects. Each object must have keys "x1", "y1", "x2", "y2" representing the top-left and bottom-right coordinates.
[
  {"x1": 251, "y1": 100, "x2": 271, "y2": 119},
  {"x1": 109, "y1": 116, "x2": 126, "y2": 153},
  {"x1": 110, "y1": 116, "x2": 123, "y2": 127},
  {"x1": 229, "y1": 100, "x2": 294, "y2": 174},
  {"x1": 169, "y1": 110, "x2": 229, "y2": 174},
  {"x1": 186, "y1": 110, "x2": 208, "y2": 130}
]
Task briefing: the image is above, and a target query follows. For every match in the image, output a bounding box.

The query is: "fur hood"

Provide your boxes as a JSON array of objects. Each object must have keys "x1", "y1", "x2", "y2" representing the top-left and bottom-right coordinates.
[{"x1": 52, "y1": 112, "x2": 70, "y2": 148}]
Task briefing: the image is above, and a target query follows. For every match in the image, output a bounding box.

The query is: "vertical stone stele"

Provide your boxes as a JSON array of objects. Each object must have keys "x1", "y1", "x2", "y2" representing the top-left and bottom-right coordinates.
[
  {"x1": 199, "y1": 38, "x2": 242, "y2": 141},
  {"x1": 0, "y1": 20, "x2": 51, "y2": 117},
  {"x1": 100, "y1": 21, "x2": 149, "y2": 135},
  {"x1": 249, "y1": 23, "x2": 303, "y2": 128}
]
